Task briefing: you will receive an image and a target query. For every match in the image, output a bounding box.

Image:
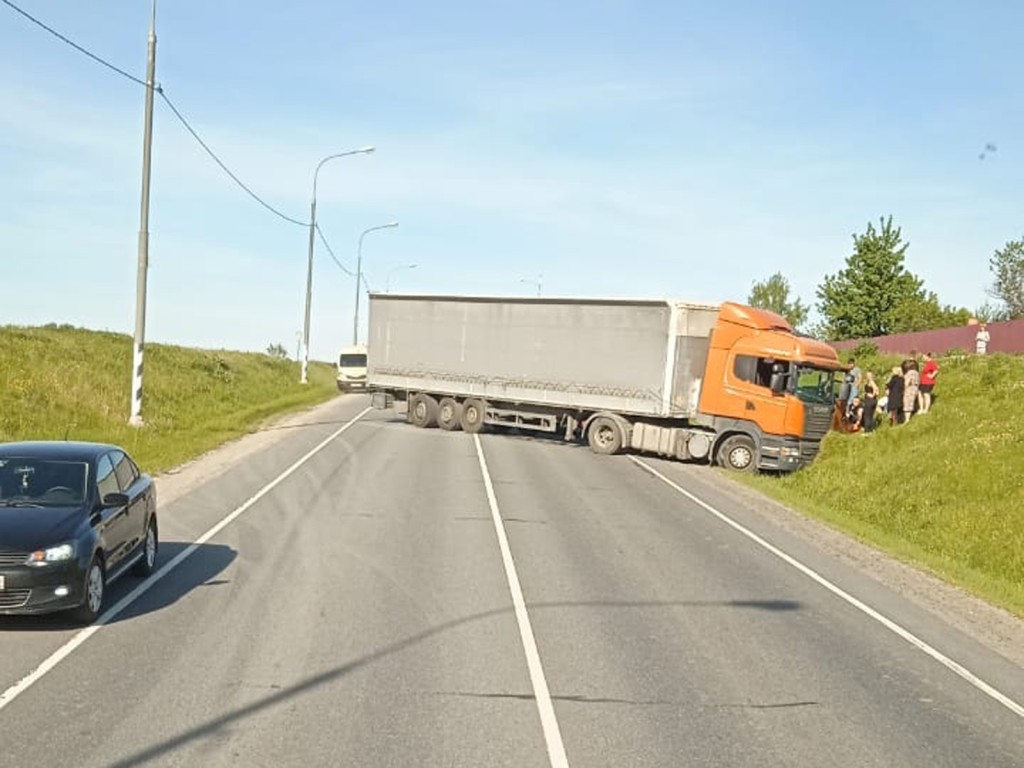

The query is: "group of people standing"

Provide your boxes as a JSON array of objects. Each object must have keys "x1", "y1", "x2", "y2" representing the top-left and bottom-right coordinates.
[{"x1": 844, "y1": 352, "x2": 940, "y2": 433}]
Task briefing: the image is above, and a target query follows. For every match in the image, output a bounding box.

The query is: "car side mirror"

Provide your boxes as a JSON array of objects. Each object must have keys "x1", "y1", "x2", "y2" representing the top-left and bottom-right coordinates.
[
  {"x1": 769, "y1": 372, "x2": 787, "y2": 394},
  {"x1": 102, "y1": 492, "x2": 129, "y2": 508}
]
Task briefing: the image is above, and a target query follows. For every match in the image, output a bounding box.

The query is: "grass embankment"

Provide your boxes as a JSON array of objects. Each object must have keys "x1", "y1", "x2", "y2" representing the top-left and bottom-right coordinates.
[
  {"x1": 0, "y1": 325, "x2": 338, "y2": 474},
  {"x1": 746, "y1": 352, "x2": 1024, "y2": 617}
]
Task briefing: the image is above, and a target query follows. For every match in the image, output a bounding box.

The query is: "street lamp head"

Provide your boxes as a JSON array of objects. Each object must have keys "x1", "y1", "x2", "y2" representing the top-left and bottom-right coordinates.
[
  {"x1": 386, "y1": 221, "x2": 399, "y2": 228},
  {"x1": 359, "y1": 145, "x2": 376, "y2": 154}
]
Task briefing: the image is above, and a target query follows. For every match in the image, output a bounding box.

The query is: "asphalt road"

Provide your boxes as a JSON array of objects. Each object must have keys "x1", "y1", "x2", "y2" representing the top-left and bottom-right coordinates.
[{"x1": 1, "y1": 395, "x2": 1022, "y2": 767}]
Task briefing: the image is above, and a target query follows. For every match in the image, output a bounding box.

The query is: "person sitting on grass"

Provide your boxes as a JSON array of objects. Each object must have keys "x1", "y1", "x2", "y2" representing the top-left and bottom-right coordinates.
[{"x1": 847, "y1": 396, "x2": 864, "y2": 432}]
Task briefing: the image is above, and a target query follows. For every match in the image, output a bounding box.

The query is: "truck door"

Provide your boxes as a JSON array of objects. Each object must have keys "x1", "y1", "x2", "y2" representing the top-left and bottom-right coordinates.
[{"x1": 722, "y1": 353, "x2": 789, "y2": 435}]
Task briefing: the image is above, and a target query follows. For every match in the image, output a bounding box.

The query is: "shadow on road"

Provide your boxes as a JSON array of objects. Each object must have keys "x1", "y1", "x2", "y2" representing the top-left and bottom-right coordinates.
[
  {"x1": 109, "y1": 541, "x2": 237, "y2": 624},
  {"x1": 0, "y1": 541, "x2": 236, "y2": 632},
  {"x1": 100, "y1": 596, "x2": 802, "y2": 767}
]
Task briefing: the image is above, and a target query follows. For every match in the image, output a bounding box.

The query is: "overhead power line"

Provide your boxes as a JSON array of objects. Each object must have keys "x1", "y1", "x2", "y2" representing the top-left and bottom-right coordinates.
[
  {"x1": 158, "y1": 92, "x2": 307, "y2": 227},
  {"x1": 1, "y1": 0, "x2": 149, "y2": 87},
  {"x1": 315, "y1": 224, "x2": 357, "y2": 276},
  {"x1": 2, "y1": 0, "x2": 308, "y2": 228}
]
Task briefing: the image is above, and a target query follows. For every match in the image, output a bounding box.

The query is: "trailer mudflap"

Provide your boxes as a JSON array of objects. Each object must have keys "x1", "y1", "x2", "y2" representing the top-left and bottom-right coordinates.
[{"x1": 370, "y1": 392, "x2": 394, "y2": 410}]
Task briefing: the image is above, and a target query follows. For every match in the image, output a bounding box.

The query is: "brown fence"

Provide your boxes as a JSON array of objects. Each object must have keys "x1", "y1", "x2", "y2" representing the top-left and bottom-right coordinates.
[{"x1": 830, "y1": 318, "x2": 1024, "y2": 356}]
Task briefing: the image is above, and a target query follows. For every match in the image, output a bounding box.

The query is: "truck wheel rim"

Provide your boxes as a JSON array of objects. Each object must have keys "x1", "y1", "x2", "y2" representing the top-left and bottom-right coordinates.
[
  {"x1": 414, "y1": 402, "x2": 426, "y2": 420},
  {"x1": 441, "y1": 404, "x2": 453, "y2": 422},
  {"x1": 466, "y1": 406, "x2": 479, "y2": 423},
  {"x1": 596, "y1": 425, "x2": 615, "y2": 447},
  {"x1": 730, "y1": 446, "x2": 752, "y2": 468}
]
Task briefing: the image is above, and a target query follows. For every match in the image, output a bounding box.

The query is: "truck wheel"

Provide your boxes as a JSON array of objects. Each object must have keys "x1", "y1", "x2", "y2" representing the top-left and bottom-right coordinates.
[
  {"x1": 336, "y1": 382, "x2": 348, "y2": 393},
  {"x1": 717, "y1": 434, "x2": 756, "y2": 472},
  {"x1": 460, "y1": 398, "x2": 487, "y2": 433},
  {"x1": 409, "y1": 393, "x2": 439, "y2": 428},
  {"x1": 587, "y1": 416, "x2": 623, "y2": 455},
  {"x1": 438, "y1": 398, "x2": 462, "y2": 431}
]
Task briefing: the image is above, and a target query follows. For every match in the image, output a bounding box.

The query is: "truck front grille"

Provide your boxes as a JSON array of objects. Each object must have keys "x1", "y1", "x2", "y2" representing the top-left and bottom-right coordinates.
[{"x1": 803, "y1": 404, "x2": 833, "y2": 440}]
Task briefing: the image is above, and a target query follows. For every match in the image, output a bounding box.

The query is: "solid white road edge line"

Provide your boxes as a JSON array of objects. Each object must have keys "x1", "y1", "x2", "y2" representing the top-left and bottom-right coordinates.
[
  {"x1": 0, "y1": 406, "x2": 372, "y2": 714},
  {"x1": 629, "y1": 456, "x2": 1024, "y2": 720},
  {"x1": 474, "y1": 435, "x2": 571, "y2": 768}
]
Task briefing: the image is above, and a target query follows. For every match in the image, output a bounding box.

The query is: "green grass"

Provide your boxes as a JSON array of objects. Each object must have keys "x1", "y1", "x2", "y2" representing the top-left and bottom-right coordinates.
[
  {"x1": 744, "y1": 351, "x2": 1024, "y2": 617},
  {"x1": 0, "y1": 324, "x2": 338, "y2": 474}
]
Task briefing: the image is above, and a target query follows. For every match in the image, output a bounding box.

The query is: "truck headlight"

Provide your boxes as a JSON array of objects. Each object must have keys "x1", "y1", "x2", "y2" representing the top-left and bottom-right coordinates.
[{"x1": 780, "y1": 446, "x2": 801, "y2": 457}]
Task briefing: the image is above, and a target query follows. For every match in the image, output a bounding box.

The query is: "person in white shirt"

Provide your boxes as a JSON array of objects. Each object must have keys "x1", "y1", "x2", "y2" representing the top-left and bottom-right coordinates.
[{"x1": 976, "y1": 323, "x2": 991, "y2": 355}]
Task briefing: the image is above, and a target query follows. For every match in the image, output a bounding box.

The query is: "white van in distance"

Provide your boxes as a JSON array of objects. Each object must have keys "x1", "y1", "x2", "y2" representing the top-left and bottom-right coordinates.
[{"x1": 337, "y1": 344, "x2": 368, "y2": 392}]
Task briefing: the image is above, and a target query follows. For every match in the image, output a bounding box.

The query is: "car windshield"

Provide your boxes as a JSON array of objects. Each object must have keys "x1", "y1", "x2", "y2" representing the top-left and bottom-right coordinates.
[
  {"x1": 339, "y1": 354, "x2": 367, "y2": 367},
  {"x1": 793, "y1": 365, "x2": 837, "y2": 405},
  {"x1": 0, "y1": 458, "x2": 89, "y2": 507}
]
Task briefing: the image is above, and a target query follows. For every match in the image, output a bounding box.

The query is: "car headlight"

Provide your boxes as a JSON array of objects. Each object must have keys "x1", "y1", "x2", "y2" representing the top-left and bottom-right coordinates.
[{"x1": 26, "y1": 543, "x2": 75, "y2": 565}]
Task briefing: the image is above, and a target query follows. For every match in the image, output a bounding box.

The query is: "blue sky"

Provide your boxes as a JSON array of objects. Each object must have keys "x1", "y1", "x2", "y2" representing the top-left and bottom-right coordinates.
[{"x1": 1, "y1": 0, "x2": 1021, "y2": 360}]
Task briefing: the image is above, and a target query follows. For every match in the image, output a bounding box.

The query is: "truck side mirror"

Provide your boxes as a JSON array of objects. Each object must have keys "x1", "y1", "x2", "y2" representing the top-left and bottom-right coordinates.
[{"x1": 769, "y1": 372, "x2": 787, "y2": 394}]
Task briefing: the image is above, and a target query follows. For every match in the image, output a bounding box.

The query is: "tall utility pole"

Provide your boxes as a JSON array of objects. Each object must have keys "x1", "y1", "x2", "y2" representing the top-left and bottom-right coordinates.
[
  {"x1": 300, "y1": 147, "x2": 375, "y2": 384},
  {"x1": 353, "y1": 222, "x2": 398, "y2": 345},
  {"x1": 129, "y1": 0, "x2": 157, "y2": 426}
]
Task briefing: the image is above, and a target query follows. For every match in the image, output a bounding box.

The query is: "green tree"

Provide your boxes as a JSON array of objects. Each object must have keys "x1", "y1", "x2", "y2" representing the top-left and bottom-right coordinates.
[
  {"x1": 987, "y1": 238, "x2": 1024, "y2": 319},
  {"x1": 974, "y1": 302, "x2": 1009, "y2": 323},
  {"x1": 747, "y1": 272, "x2": 809, "y2": 329},
  {"x1": 887, "y1": 291, "x2": 971, "y2": 333},
  {"x1": 816, "y1": 216, "x2": 927, "y2": 340},
  {"x1": 266, "y1": 343, "x2": 288, "y2": 359}
]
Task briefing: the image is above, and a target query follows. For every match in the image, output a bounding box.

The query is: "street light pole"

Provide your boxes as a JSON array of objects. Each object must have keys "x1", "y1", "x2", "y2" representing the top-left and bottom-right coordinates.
[
  {"x1": 300, "y1": 146, "x2": 375, "y2": 384},
  {"x1": 353, "y1": 222, "x2": 398, "y2": 345},
  {"x1": 128, "y1": 0, "x2": 157, "y2": 427},
  {"x1": 385, "y1": 263, "x2": 417, "y2": 293},
  {"x1": 520, "y1": 273, "x2": 543, "y2": 297}
]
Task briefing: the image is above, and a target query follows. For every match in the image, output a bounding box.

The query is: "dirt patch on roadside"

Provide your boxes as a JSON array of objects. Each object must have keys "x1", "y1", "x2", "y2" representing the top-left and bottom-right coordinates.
[
  {"x1": 682, "y1": 465, "x2": 1024, "y2": 670},
  {"x1": 153, "y1": 396, "x2": 357, "y2": 508}
]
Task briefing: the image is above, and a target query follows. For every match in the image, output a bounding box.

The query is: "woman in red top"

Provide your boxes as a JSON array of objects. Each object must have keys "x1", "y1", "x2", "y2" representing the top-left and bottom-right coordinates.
[{"x1": 920, "y1": 352, "x2": 939, "y2": 413}]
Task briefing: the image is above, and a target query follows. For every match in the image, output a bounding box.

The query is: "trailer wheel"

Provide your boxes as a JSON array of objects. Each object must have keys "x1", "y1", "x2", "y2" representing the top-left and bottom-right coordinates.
[
  {"x1": 461, "y1": 398, "x2": 487, "y2": 433},
  {"x1": 409, "y1": 393, "x2": 439, "y2": 428},
  {"x1": 438, "y1": 398, "x2": 462, "y2": 431},
  {"x1": 717, "y1": 434, "x2": 756, "y2": 472},
  {"x1": 587, "y1": 416, "x2": 623, "y2": 455}
]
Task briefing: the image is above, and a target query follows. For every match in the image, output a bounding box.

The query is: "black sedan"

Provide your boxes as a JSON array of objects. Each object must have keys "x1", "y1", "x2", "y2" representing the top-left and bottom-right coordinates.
[{"x1": 0, "y1": 442, "x2": 158, "y2": 623}]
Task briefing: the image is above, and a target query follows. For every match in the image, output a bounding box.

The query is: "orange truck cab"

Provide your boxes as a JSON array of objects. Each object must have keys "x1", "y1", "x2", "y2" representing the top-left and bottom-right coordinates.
[{"x1": 698, "y1": 303, "x2": 843, "y2": 471}]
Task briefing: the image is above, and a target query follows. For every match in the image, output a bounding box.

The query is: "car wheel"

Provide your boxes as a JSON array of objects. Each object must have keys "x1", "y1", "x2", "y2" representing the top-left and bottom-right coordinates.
[
  {"x1": 133, "y1": 519, "x2": 158, "y2": 577},
  {"x1": 718, "y1": 434, "x2": 757, "y2": 472},
  {"x1": 72, "y1": 556, "x2": 105, "y2": 625}
]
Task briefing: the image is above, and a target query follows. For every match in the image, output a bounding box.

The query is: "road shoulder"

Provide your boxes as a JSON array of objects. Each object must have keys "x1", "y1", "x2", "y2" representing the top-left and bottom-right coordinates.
[{"x1": 153, "y1": 394, "x2": 354, "y2": 507}]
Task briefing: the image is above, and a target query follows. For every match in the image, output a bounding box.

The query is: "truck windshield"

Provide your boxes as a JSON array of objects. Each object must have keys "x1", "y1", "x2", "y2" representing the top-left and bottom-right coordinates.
[
  {"x1": 793, "y1": 365, "x2": 836, "y2": 405},
  {"x1": 339, "y1": 354, "x2": 367, "y2": 368}
]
